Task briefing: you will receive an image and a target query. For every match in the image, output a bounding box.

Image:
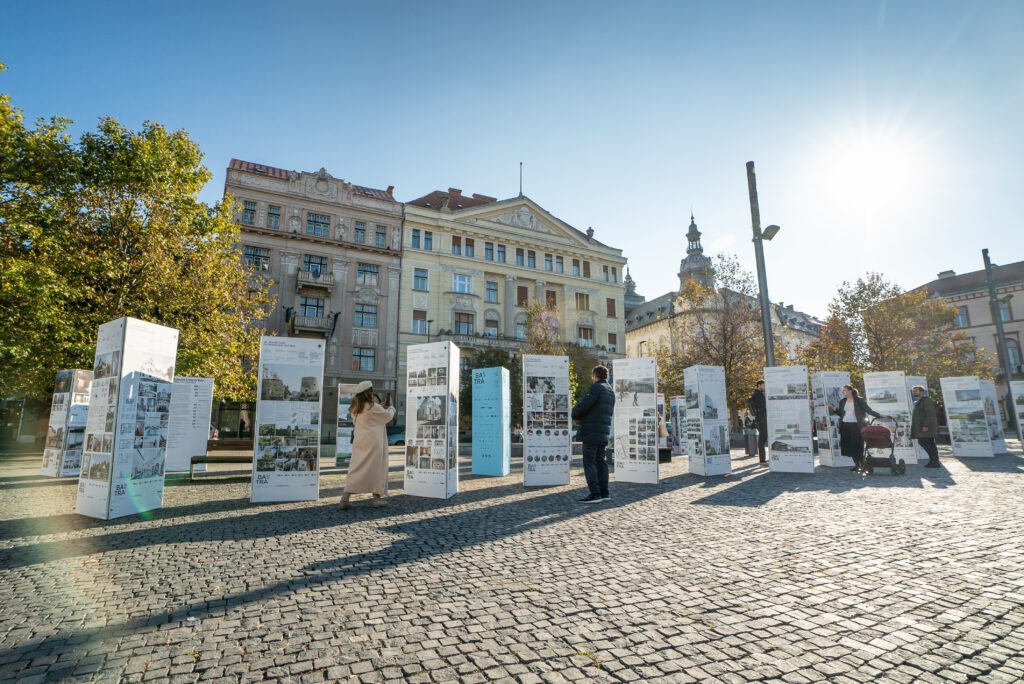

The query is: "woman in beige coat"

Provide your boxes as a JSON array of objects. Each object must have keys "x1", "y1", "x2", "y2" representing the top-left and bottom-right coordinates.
[{"x1": 339, "y1": 382, "x2": 395, "y2": 509}]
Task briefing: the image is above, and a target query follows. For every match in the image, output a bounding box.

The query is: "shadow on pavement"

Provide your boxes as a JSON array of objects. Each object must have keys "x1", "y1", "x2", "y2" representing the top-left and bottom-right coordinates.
[{"x1": 951, "y1": 453, "x2": 1023, "y2": 474}]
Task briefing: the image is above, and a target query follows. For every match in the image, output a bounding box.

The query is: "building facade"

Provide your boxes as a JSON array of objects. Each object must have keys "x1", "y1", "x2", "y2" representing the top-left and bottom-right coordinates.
[
  {"x1": 396, "y1": 188, "x2": 628, "y2": 423},
  {"x1": 914, "y1": 261, "x2": 1024, "y2": 418},
  {"x1": 224, "y1": 159, "x2": 403, "y2": 441}
]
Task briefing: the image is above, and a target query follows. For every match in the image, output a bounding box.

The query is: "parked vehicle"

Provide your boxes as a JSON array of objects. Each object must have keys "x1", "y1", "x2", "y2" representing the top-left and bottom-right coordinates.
[{"x1": 387, "y1": 425, "x2": 405, "y2": 446}]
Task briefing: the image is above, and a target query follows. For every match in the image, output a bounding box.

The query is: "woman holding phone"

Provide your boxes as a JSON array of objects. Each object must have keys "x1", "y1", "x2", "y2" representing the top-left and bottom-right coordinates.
[{"x1": 339, "y1": 381, "x2": 394, "y2": 509}]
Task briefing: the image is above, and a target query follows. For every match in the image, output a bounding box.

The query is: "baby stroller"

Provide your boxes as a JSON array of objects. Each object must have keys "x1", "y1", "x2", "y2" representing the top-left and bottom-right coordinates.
[{"x1": 860, "y1": 418, "x2": 906, "y2": 476}]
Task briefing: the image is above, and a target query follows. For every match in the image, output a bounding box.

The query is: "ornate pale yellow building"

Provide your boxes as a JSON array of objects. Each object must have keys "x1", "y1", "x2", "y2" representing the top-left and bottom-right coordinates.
[{"x1": 396, "y1": 188, "x2": 628, "y2": 422}]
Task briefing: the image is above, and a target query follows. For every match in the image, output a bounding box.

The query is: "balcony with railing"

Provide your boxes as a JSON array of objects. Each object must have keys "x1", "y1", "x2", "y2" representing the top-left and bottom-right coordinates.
[
  {"x1": 297, "y1": 270, "x2": 334, "y2": 289},
  {"x1": 293, "y1": 315, "x2": 330, "y2": 332}
]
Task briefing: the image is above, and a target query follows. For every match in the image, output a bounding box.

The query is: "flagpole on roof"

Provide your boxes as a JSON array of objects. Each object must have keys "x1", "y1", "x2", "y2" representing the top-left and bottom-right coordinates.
[{"x1": 519, "y1": 162, "x2": 523, "y2": 197}]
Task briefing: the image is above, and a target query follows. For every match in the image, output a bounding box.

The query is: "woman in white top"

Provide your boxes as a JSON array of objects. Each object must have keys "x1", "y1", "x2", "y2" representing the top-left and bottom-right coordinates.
[{"x1": 828, "y1": 385, "x2": 884, "y2": 472}]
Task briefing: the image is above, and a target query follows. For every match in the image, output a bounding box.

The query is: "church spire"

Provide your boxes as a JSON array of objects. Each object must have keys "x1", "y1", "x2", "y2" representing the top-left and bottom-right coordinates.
[
  {"x1": 678, "y1": 212, "x2": 714, "y2": 289},
  {"x1": 686, "y1": 213, "x2": 703, "y2": 255}
]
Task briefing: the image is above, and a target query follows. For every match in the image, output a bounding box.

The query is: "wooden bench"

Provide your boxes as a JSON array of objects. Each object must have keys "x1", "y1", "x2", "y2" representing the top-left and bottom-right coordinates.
[{"x1": 190, "y1": 454, "x2": 251, "y2": 480}]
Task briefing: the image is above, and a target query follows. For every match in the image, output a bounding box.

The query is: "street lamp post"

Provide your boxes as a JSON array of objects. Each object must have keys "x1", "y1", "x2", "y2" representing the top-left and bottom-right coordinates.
[
  {"x1": 982, "y1": 249, "x2": 1018, "y2": 434},
  {"x1": 746, "y1": 161, "x2": 778, "y2": 368}
]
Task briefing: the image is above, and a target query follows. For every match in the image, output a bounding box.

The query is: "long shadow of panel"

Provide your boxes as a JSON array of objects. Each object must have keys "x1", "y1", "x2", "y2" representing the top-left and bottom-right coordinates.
[{"x1": 953, "y1": 453, "x2": 1023, "y2": 473}]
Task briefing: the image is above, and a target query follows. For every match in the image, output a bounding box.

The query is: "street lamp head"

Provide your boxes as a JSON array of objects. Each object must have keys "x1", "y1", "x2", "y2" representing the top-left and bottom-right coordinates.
[{"x1": 762, "y1": 224, "x2": 781, "y2": 241}]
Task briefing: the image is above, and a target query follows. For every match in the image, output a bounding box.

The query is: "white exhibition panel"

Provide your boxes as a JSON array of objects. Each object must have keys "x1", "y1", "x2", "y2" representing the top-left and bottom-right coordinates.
[
  {"x1": 336, "y1": 383, "x2": 356, "y2": 466},
  {"x1": 1010, "y1": 380, "x2": 1024, "y2": 445},
  {"x1": 905, "y1": 375, "x2": 929, "y2": 462},
  {"x1": 165, "y1": 376, "x2": 214, "y2": 472},
  {"x1": 657, "y1": 393, "x2": 668, "y2": 450},
  {"x1": 404, "y1": 341, "x2": 460, "y2": 499},
  {"x1": 471, "y1": 367, "x2": 511, "y2": 477},
  {"x1": 765, "y1": 365, "x2": 814, "y2": 473},
  {"x1": 522, "y1": 355, "x2": 571, "y2": 486},
  {"x1": 863, "y1": 371, "x2": 916, "y2": 467},
  {"x1": 979, "y1": 379, "x2": 1008, "y2": 454},
  {"x1": 684, "y1": 365, "x2": 730, "y2": 476},
  {"x1": 612, "y1": 357, "x2": 659, "y2": 484},
  {"x1": 940, "y1": 376, "x2": 994, "y2": 457},
  {"x1": 811, "y1": 371, "x2": 851, "y2": 468},
  {"x1": 669, "y1": 396, "x2": 686, "y2": 456},
  {"x1": 251, "y1": 337, "x2": 325, "y2": 502},
  {"x1": 41, "y1": 369, "x2": 92, "y2": 477},
  {"x1": 76, "y1": 317, "x2": 179, "y2": 520}
]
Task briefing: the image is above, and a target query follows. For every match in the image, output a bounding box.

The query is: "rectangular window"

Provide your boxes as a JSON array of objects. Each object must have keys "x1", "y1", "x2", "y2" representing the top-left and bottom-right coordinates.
[
  {"x1": 582, "y1": 261, "x2": 591, "y2": 278},
  {"x1": 485, "y1": 242, "x2": 494, "y2": 261},
  {"x1": 307, "y1": 212, "x2": 330, "y2": 237},
  {"x1": 454, "y1": 312, "x2": 474, "y2": 335},
  {"x1": 515, "y1": 320, "x2": 526, "y2": 340},
  {"x1": 517, "y1": 286, "x2": 529, "y2": 307},
  {"x1": 572, "y1": 259, "x2": 581, "y2": 277},
  {"x1": 413, "y1": 268, "x2": 429, "y2": 291},
  {"x1": 465, "y1": 238, "x2": 475, "y2": 258},
  {"x1": 299, "y1": 296, "x2": 324, "y2": 318},
  {"x1": 578, "y1": 327, "x2": 594, "y2": 347},
  {"x1": 602, "y1": 265, "x2": 610, "y2": 282},
  {"x1": 412, "y1": 310, "x2": 427, "y2": 334},
  {"x1": 516, "y1": 248, "x2": 525, "y2": 266},
  {"x1": 354, "y1": 221, "x2": 366, "y2": 243},
  {"x1": 999, "y1": 301, "x2": 1012, "y2": 322},
  {"x1": 546, "y1": 290, "x2": 557, "y2": 309},
  {"x1": 244, "y1": 246, "x2": 270, "y2": 270},
  {"x1": 354, "y1": 304, "x2": 377, "y2": 328},
  {"x1": 267, "y1": 205, "x2": 281, "y2": 229},
  {"x1": 555, "y1": 256, "x2": 564, "y2": 273},
  {"x1": 611, "y1": 266, "x2": 618, "y2": 283},
  {"x1": 497, "y1": 244, "x2": 506, "y2": 263},
  {"x1": 954, "y1": 305, "x2": 970, "y2": 328},
  {"x1": 606, "y1": 298, "x2": 617, "y2": 317},
  {"x1": 242, "y1": 200, "x2": 257, "y2": 225},
  {"x1": 412, "y1": 229, "x2": 421, "y2": 249},
  {"x1": 576, "y1": 292, "x2": 590, "y2": 311},
  {"x1": 527, "y1": 251, "x2": 536, "y2": 268},
  {"x1": 608, "y1": 333, "x2": 618, "y2": 352},
  {"x1": 302, "y1": 254, "x2": 328, "y2": 275},
  {"x1": 423, "y1": 231, "x2": 433, "y2": 251},
  {"x1": 452, "y1": 273, "x2": 472, "y2": 294},
  {"x1": 544, "y1": 254, "x2": 553, "y2": 271},
  {"x1": 356, "y1": 262, "x2": 379, "y2": 286},
  {"x1": 452, "y1": 236, "x2": 462, "y2": 256},
  {"x1": 486, "y1": 281, "x2": 499, "y2": 303},
  {"x1": 353, "y1": 347, "x2": 375, "y2": 372},
  {"x1": 375, "y1": 225, "x2": 387, "y2": 247},
  {"x1": 484, "y1": 317, "x2": 499, "y2": 337}
]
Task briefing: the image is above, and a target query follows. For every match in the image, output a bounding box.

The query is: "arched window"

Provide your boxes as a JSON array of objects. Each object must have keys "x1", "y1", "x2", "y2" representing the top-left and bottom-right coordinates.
[{"x1": 514, "y1": 314, "x2": 527, "y2": 340}]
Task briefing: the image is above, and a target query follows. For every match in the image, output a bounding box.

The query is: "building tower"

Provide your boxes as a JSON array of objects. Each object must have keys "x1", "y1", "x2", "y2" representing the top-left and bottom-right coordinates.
[
  {"x1": 623, "y1": 267, "x2": 646, "y2": 315},
  {"x1": 678, "y1": 213, "x2": 714, "y2": 289}
]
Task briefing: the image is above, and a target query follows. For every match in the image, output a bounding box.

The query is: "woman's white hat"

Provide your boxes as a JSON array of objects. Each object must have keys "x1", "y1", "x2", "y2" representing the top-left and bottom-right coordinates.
[{"x1": 354, "y1": 380, "x2": 374, "y2": 394}]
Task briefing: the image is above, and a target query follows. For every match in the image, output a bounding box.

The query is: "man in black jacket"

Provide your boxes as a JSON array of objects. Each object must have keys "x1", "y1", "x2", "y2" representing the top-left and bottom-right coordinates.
[
  {"x1": 747, "y1": 380, "x2": 768, "y2": 464},
  {"x1": 571, "y1": 365, "x2": 616, "y2": 503}
]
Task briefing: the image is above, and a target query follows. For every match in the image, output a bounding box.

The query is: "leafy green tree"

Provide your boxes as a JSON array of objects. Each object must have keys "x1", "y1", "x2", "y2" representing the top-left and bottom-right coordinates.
[
  {"x1": 1, "y1": 70, "x2": 270, "y2": 401},
  {"x1": 523, "y1": 302, "x2": 600, "y2": 405},
  {"x1": 457, "y1": 348, "x2": 522, "y2": 426}
]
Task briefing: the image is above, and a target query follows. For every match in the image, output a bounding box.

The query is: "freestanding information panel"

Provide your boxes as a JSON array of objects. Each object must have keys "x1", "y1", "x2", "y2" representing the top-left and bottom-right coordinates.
[
  {"x1": 811, "y1": 371, "x2": 851, "y2": 468},
  {"x1": 76, "y1": 317, "x2": 179, "y2": 520},
  {"x1": 472, "y1": 367, "x2": 511, "y2": 476},
  {"x1": 522, "y1": 355, "x2": 571, "y2": 486},
  {"x1": 336, "y1": 383, "x2": 357, "y2": 466},
  {"x1": 905, "y1": 375, "x2": 929, "y2": 462},
  {"x1": 1009, "y1": 380, "x2": 1024, "y2": 444},
  {"x1": 611, "y1": 357, "x2": 659, "y2": 483},
  {"x1": 669, "y1": 396, "x2": 686, "y2": 456},
  {"x1": 863, "y1": 371, "x2": 916, "y2": 467},
  {"x1": 165, "y1": 377, "x2": 214, "y2": 472},
  {"x1": 765, "y1": 365, "x2": 814, "y2": 473},
  {"x1": 251, "y1": 337, "x2": 325, "y2": 502},
  {"x1": 404, "y1": 342, "x2": 459, "y2": 499},
  {"x1": 940, "y1": 376, "x2": 994, "y2": 457},
  {"x1": 41, "y1": 369, "x2": 93, "y2": 477},
  {"x1": 979, "y1": 379, "x2": 1008, "y2": 454},
  {"x1": 683, "y1": 365, "x2": 730, "y2": 476}
]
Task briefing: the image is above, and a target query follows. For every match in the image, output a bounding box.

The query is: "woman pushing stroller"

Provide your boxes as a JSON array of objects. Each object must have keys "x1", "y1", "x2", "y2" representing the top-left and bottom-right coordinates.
[{"x1": 827, "y1": 385, "x2": 891, "y2": 472}]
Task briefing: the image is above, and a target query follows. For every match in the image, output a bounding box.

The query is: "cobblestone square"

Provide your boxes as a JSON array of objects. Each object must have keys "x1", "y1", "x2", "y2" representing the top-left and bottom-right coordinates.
[{"x1": 1, "y1": 445, "x2": 1023, "y2": 683}]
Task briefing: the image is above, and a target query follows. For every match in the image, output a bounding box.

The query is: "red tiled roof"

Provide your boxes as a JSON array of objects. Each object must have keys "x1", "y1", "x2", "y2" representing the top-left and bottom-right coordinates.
[
  {"x1": 229, "y1": 159, "x2": 396, "y2": 201},
  {"x1": 353, "y1": 184, "x2": 397, "y2": 202},
  {"x1": 406, "y1": 188, "x2": 496, "y2": 210}
]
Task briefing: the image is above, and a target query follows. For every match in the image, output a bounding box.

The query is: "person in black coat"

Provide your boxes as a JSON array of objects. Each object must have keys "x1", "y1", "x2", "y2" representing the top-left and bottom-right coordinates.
[
  {"x1": 747, "y1": 380, "x2": 768, "y2": 464},
  {"x1": 571, "y1": 365, "x2": 616, "y2": 503},
  {"x1": 828, "y1": 385, "x2": 889, "y2": 471}
]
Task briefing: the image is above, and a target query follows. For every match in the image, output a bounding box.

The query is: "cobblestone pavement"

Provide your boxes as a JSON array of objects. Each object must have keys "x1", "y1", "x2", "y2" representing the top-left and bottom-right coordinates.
[{"x1": 1, "y1": 444, "x2": 1023, "y2": 684}]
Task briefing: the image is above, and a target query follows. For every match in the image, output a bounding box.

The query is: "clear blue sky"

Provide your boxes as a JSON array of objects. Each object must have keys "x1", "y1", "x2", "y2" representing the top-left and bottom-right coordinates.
[{"x1": 3, "y1": 0, "x2": 1022, "y2": 317}]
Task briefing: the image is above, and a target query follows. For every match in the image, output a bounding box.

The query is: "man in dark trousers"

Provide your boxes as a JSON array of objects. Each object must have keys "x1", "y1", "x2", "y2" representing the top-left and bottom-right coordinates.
[
  {"x1": 911, "y1": 385, "x2": 941, "y2": 468},
  {"x1": 571, "y1": 365, "x2": 616, "y2": 503},
  {"x1": 747, "y1": 380, "x2": 768, "y2": 464}
]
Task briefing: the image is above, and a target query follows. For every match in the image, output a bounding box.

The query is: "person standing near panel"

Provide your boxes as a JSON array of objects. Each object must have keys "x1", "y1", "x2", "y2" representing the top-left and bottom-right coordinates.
[
  {"x1": 828, "y1": 385, "x2": 886, "y2": 472},
  {"x1": 747, "y1": 380, "x2": 768, "y2": 465},
  {"x1": 572, "y1": 365, "x2": 615, "y2": 504},
  {"x1": 340, "y1": 381, "x2": 394, "y2": 509},
  {"x1": 911, "y1": 385, "x2": 941, "y2": 468}
]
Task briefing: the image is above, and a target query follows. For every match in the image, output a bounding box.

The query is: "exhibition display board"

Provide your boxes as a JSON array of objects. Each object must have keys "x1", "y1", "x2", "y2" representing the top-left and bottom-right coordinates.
[
  {"x1": 683, "y1": 365, "x2": 730, "y2": 476},
  {"x1": 41, "y1": 369, "x2": 92, "y2": 477},
  {"x1": 336, "y1": 384, "x2": 357, "y2": 466},
  {"x1": 905, "y1": 375, "x2": 929, "y2": 462},
  {"x1": 939, "y1": 376, "x2": 994, "y2": 457},
  {"x1": 765, "y1": 365, "x2": 814, "y2": 473},
  {"x1": 810, "y1": 371, "x2": 851, "y2": 468},
  {"x1": 979, "y1": 379, "x2": 1008, "y2": 454},
  {"x1": 251, "y1": 337, "x2": 325, "y2": 502},
  {"x1": 669, "y1": 396, "x2": 686, "y2": 456},
  {"x1": 612, "y1": 357, "x2": 659, "y2": 483},
  {"x1": 1010, "y1": 380, "x2": 1024, "y2": 444},
  {"x1": 165, "y1": 377, "x2": 214, "y2": 472},
  {"x1": 404, "y1": 342, "x2": 460, "y2": 498},
  {"x1": 863, "y1": 371, "x2": 916, "y2": 466},
  {"x1": 76, "y1": 317, "x2": 179, "y2": 520},
  {"x1": 472, "y1": 367, "x2": 511, "y2": 476},
  {"x1": 657, "y1": 393, "x2": 668, "y2": 451},
  {"x1": 522, "y1": 355, "x2": 571, "y2": 486}
]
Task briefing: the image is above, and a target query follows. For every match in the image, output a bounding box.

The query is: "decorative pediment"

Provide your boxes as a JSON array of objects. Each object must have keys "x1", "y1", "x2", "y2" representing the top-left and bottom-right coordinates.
[{"x1": 491, "y1": 207, "x2": 552, "y2": 234}]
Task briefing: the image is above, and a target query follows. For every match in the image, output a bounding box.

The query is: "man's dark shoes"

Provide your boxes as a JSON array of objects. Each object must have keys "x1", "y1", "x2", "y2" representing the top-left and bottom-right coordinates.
[
  {"x1": 925, "y1": 462, "x2": 941, "y2": 468},
  {"x1": 601, "y1": 493, "x2": 610, "y2": 500},
  {"x1": 580, "y1": 494, "x2": 603, "y2": 504},
  {"x1": 849, "y1": 466, "x2": 860, "y2": 472}
]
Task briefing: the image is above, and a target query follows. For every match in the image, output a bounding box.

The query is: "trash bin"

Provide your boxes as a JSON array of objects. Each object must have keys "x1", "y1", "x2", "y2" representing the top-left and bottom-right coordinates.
[{"x1": 745, "y1": 428, "x2": 758, "y2": 456}]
